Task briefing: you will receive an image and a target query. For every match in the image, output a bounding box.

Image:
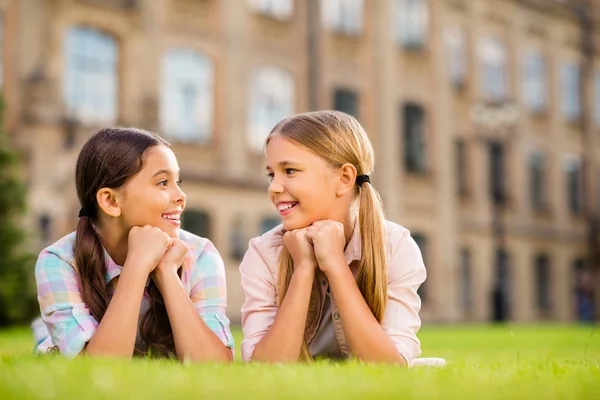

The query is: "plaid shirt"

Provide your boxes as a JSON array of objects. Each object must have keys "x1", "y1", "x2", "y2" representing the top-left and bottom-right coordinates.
[{"x1": 33, "y1": 229, "x2": 234, "y2": 358}]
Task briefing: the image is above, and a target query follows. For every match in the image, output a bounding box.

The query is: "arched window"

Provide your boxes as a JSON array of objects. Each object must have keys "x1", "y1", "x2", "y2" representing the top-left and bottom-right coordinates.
[
  {"x1": 479, "y1": 37, "x2": 508, "y2": 102},
  {"x1": 248, "y1": 67, "x2": 294, "y2": 151},
  {"x1": 395, "y1": 0, "x2": 429, "y2": 49},
  {"x1": 534, "y1": 254, "x2": 552, "y2": 315},
  {"x1": 260, "y1": 216, "x2": 281, "y2": 234},
  {"x1": 460, "y1": 248, "x2": 472, "y2": 313},
  {"x1": 182, "y1": 210, "x2": 212, "y2": 241},
  {"x1": 322, "y1": 0, "x2": 364, "y2": 36},
  {"x1": 161, "y1": 49, "x2": 213, "y2": 142},
  {"x1": 63, "y1": 27, "x2": 117, "y2": 124}
]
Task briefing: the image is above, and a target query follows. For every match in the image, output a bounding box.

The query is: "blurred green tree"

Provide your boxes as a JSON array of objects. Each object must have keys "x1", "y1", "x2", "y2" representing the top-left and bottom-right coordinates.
[{"x1": 0, "y1": 97, "x2": 37, "y2": 326}]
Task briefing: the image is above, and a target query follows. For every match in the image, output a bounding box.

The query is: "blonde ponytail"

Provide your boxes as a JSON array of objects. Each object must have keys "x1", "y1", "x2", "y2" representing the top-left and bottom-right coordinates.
[{"x1": 356, "y1": 181, "x2": 387, "y2": 322}]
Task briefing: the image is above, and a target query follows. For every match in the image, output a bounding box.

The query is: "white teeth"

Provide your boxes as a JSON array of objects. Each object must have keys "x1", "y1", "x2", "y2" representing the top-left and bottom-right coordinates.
[
  {"x1": 162, "y1": 214, "x2": 180, "y2": 220},
  {"x1": 278, "y1": 203, "x2": 296, "y2": 211}
]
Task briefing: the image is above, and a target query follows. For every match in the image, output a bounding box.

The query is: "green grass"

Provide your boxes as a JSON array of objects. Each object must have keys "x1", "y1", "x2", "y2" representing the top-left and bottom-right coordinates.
[{"x1": 1, "y1": 324, "x2": 599, "y2": 399}]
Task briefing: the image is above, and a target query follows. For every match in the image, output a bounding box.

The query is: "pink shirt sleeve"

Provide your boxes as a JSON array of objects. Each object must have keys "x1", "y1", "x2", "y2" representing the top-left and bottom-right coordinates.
[
  {"x1": 381, "y1": 230, "x2": 427, "y2": 364},
  {"x1": 239, "y1": 237, "x2": 278, "y2": 362}
]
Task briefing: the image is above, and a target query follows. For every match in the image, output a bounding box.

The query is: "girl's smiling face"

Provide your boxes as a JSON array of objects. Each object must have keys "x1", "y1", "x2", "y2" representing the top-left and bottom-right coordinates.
[
  {"x1": 117, "y1": 145, "x2": 186, "y2": 237},
  {"x1": 265, "y1": 136, "x2": 344, "y2": 231}
]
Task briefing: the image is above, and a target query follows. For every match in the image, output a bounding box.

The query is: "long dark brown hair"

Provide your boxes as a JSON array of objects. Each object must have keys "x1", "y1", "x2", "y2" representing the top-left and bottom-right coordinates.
[{"x1": 74, "y1": 127, "x2": 175, "y2": 357}]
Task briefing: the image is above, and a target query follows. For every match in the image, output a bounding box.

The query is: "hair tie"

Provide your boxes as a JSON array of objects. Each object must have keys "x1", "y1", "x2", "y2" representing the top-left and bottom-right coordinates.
[
  {"x1": 356, "y1": 174, "x2": 370, "y2": 186},
  {"x1": 78, "y1": 206, "x2": 94, "y2": 218}
]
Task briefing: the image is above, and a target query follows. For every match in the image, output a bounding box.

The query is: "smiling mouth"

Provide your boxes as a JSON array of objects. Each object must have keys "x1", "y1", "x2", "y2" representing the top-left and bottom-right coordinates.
[
  {"x1": 161, "y1": 213, "x2": 181, "y2": 224},
  {"x1": 277, "y1": 202, "x2": 298, "y2": 214}
]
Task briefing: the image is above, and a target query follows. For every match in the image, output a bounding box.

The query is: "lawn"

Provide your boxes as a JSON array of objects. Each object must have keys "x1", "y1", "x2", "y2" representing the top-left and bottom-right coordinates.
[{"x1": 0, "y1": 324, "x2": 598, "y2": 399}]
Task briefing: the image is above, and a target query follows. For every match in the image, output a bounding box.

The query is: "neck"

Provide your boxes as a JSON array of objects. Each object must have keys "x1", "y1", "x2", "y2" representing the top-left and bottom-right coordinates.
[{"x1": 94, "y1": 218, "x2": 129, "y2": 266}]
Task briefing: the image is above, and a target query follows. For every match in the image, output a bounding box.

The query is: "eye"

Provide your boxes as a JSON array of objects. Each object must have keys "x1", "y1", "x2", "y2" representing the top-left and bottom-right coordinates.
[
  {"x1": 176, "y1": 179, "x2": 183, "y2": 187},
  {"x1": 158, "y1": 180, "x2": 168, "y2": 187},
  {"x1": 285, "y1": 168, "x2": 297, "y2": 175},
  {"x1": 266, "y1": 172, "x2": 274, "y2": 182}
]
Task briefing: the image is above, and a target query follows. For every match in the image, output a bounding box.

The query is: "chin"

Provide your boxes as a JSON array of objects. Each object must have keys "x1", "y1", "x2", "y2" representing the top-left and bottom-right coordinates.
[
  {"x1": 282, "y1": 218, "x2": 310, "y2": 232},
  {"x1": 159, "y1": 224, "x2": 180, "y2": 237}
]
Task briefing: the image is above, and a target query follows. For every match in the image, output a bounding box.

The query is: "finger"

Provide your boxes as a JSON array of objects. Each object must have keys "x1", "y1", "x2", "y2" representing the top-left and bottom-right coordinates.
[
  {"x1": 304, "y1": 229, "x2": 315, "y2": 244},
  {"x1": 164, "y1": 233, "x2": 173, "y2": 249}
]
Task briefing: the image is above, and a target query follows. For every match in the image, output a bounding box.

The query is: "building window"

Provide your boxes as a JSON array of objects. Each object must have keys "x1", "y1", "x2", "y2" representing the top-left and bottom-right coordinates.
[
  {"x1": 334, "y1": 88, "x2": 359, "y2": 119},
  {"x1": 565, "y1": 156, "x2": 582, "y2": 215},
  {"x1": 445, "y1": 26, "x2": 467, "y2": 88},
  {"x1": 395, "y1": 0, "x2": 429, "y2": 49},
  {"x1": 492, "y1": 248, "x2": 511, "y2": 322},
  {"x1": 247, "y1": 0, "x2": 293, "y2": 20},
  {"x1": 403, "y1": 103, "x2": 427, "y2": 173},
  {"x1": 260, "y1": 216, "x2": 281, "y2": 234},
  {"x1": 63, "y1": 26, "x2": 118, "y2": 124},
  {"x1": 39, "y1": 214, "x2": 52, "y2": 243},
  {"x1": 561, "y1": 62, "x2": 581, "y2": 122},
  {"x1": 597, "y1": 167, "x2": 600, "y2": 215},
  {"x1": 534, "y1": 254, "x2": 551, "y2": 314},
  {"x1": 529, "y1": 151, "x2": 547, "y2": 212},
  {"x1": 455, "y1": 139, "x2": 468, "y2": 197},
  {"x1": 160, "y1": 49, "x2": 213, "y2": 143},
  {"x1": 181, "y1": 210, "x2": 212, "y2": 241},
  {"x1": 322, "y1": 0, "x2": 364, "y2": 36},
  {"x1": 489, "y1": 142, "x2": 506, "y2": 205},
  {"x1": 573, "y1": 258, "x2": 594, "y2": 322},
  {"x1": 460, "y1": 248, "x2": 472, "y2": 313},
  {"x1": 248, "y1": 67, "x2": 294, "y2": 152},
  {"x1": 479, "y1": 37, "x2": 508, "y2": 103},
  {"x1": 594, "y1": 71, "x2": 600, "y2": 127},
  {"x1": 412, "y1": 234, "x2": 427, "y2": 302},
  {"x1": 522, "y1": 51, "x2": 547, "y2": 113},
  {"x1": 0, "y1": 16, "x2": 3, "y2": 89},
  {"x1": 230, "y1": 215, "x2": 245, "y2": 261}
]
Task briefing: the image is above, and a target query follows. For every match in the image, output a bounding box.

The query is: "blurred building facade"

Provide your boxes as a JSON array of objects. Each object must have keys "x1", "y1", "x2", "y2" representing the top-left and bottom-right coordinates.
[{"x1": 1, "y1": 0, "x2": 599, "y2": 324}]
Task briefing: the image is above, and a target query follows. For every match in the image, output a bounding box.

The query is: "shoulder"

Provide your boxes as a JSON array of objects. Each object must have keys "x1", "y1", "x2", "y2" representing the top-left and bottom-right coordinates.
[
  {"x1": 241, "y1": 224, "x2": 285, "y2": 276},
  {"x1": 383, "y1": 220, "x2": 411, "y2": 251},
  {"x1": 179, "y1": 229, "x2": 215, "y2": 256},
  {"x1": 35, "y1": 232, "x2": 78, "y2": 277},
  {"x1": 36, "y1": 232, "x2": 77, "y2": 267},
  {"x1": 249, "y1": 224, "x2": 286, "y2": 260},
  {"x1": 178, "y1": 229, "x2": 225, "y2": 272},
  {"x1": 250, "y1": 224, "x2": 285, "y2": 251},
  {"x1": 383, "y1": 220, "x2": 425, "y2": 281}
]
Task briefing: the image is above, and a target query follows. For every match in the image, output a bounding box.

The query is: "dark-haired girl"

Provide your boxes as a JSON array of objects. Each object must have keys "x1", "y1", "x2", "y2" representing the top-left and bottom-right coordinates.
[{"x1": 32, "y1": 128, "x2": 233, "y2": 362}]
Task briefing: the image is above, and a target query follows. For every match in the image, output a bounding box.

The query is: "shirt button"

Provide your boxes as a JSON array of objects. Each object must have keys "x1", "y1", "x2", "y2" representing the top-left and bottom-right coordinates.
[
  {"x1": 321, "y1": 280, "x2": 327, "y2": 286},
  {"x1": 333, "y1": 312, "x2": 340, "y2": 320}
]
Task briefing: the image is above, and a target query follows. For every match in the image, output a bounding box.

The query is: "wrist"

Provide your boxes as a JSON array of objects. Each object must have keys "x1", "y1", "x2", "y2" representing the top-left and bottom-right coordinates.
[
  {"x1": 322, "y1": 259, "x2": 351, "y2": 279},
  {"x1": 293, "y1": 264, "x2": 316, "y2": 279},
  {"x1": 152, "y1": 267, "x2": 180, "y2": 289}
]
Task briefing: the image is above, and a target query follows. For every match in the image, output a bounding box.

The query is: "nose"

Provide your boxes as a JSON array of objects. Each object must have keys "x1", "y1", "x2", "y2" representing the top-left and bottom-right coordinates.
[
  {"x1": 174, "y1": 183, "x2": 186, "y2": 205},
  {"x1": 268, "y1": 178, "x2": 284, "y2": 196}
]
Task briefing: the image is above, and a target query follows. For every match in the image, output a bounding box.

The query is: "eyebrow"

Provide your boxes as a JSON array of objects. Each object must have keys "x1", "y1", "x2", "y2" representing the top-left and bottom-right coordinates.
[
  {"x1": 265, "y1": 160, "x2": 299, "y2": 171},
  {"x1": 152, "y1": 169, "x2": 180, "y2": 177}
]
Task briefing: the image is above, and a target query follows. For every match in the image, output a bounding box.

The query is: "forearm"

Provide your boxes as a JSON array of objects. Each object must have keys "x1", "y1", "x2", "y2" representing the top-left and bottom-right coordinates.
[
  {"x1": 85, "y1": 267, "x2": 147, "y2": 358},
  {"x1": 251, "y1": 268, "x2": 315, "y2": 363},
  {"x1": 327, "y1": 266, "x2": 406, "y2": 364},
  {"x1": 155, "y1": 271, "x2": 232, "y2": 363}
]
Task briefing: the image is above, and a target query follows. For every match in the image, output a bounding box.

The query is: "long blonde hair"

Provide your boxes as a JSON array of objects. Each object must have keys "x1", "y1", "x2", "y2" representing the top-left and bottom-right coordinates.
[{"x1": 266, "y1": 111, "x2": 387, "y2": 361}]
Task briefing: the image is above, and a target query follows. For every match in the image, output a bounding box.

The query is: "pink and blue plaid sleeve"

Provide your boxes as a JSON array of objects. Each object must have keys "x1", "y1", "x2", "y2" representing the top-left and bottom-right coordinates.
[
  {"x1": 189, "y1": 240, "x2": 235, "y2": 352},
  {"x1": 34, "y1": 249, "x2": 98, "y2": 358}
]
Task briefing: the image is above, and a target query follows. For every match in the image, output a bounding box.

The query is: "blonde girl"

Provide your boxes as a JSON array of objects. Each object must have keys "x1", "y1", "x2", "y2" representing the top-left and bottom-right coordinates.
[{"x1": 240, "y1": 111, "x2": 426, "y2": 364}]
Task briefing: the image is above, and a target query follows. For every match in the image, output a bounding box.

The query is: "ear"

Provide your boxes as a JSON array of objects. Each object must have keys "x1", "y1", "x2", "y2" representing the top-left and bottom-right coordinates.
[
  {"x1": 336, "y1": 163, "x2": 357, "y2": 197},
  {"x1": 96, "y1": 187, "x2": 122, "y2": 218}
]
